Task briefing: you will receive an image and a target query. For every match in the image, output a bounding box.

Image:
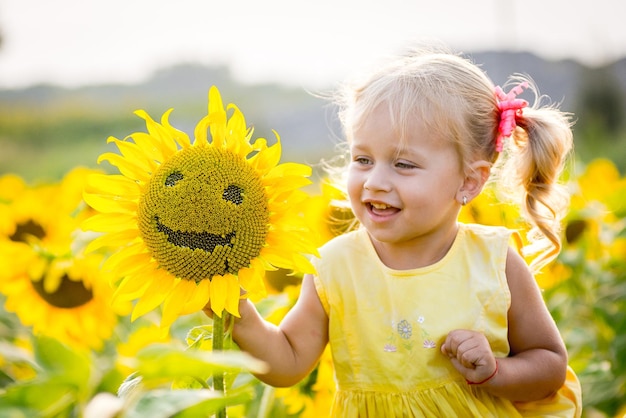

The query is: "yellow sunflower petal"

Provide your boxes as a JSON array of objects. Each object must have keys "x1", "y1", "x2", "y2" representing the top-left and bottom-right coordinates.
[
  {"x1": 194, "y1": 112, "x2": 223, "y2": 147},
  {"x1": 179, "y1": 278, "x2": 210, "y2": 315},
  {"x1": 131, "y1": 272, "x2": 177, "y2": 321},
  {"x1": 107, "y1": 137, "x2": 155, "y2": 173},
  {"x1": 250, "y1": 136, "x2": 281, "y2": 173},
  {"x1": 290, "y1": 253, "x2": 316, "y2": 274},
  {"x1": 83, "y1": 192, "x2": 136, "y2": 214},
  {"x1": 209, "y1": 275, "x2": 228, "y2": 317},
  {"x1": 208, "y1": 86, "x2": 227, "y2": 148},
  {"x1": 85, "y1": 173, "x2": 140, "y2": 197},
  {"x1": 134, "y1": 109, "x2": 179, "y2": 156},
  {"x1": 206, "y1": 273, "x2": 241, "y2": 317},
  {"x1": 265, "y1": 176, "x2": 313, "y2": 198},
  {"x1": 266, "y1": 229, "x2": 318, "y2": 256},
  {"x1": 81, "y1": 212, "x2": 136, "y2": 233},
  {"x1": 84, "y1": 230, "x2": 140, "y2": 253},
  {"x1": 113, "y1": 274, "x2": 150, "y2": 302},
  {"x1": 238, "y1": 258, "x2": 267, "y2": 296},
  {"x1": 97, "y1": 153, "x2": 151, "y2": 183},
  {"x1": 108, "y1": 251, "x2": 153, "y2": 280},
  {"x1": 270, "y1": 190, "x2": 310, "y2": 212},
  {"x1": 129, "y1": 131, "x2": 170, "y2": 163},
  {"x1": 225, "y1": 104, "x2": 250, "y2": 155},
  {"x1": 250, "y1": 137, "x2": 268, "y2": 153},
  {"x1": 265, "y1": 162, "x2": 312, "y2": 179},
  {"x1": 102, "y1": 242, "x2": 145, "y2": 276},
  {"x1": 161, "y1": 279, "x2": 196, "y2": 329},
  {"x1": 224, "y1": 273, "x2": 241, "y2": 317},
  {"x1": 259, "y1": 247, "x2": 300, "y2": 270},
  {"x1": 125, "y1": 132, "x2": 166, "y2": 163}
]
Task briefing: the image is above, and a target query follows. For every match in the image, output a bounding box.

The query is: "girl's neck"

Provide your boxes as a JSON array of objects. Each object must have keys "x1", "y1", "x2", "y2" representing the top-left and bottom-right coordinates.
[{"x1": 368, "y1": 223, "x2": 460, "y2": 270}]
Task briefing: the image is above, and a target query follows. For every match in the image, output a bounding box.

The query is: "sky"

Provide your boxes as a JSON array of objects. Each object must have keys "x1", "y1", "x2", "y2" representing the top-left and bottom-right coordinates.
[{"x1": 0, "y1": 0, "x2": 625, "y2": 90}]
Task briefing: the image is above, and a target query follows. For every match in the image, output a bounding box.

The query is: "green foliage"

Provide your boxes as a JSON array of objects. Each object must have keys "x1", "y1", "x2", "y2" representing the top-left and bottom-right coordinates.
[
  {"x1": 537, "y1": 159, "x2": 626, "y2": 417},
  {"x1": 116, "y1": 342, "x2": 262, "y2": 418},
  {"x1": 0, "y1": 328, "x2": 265, "y2": 417},
  {"x1": 0, "y1": 336, "x2": 94, "y2": 417}
]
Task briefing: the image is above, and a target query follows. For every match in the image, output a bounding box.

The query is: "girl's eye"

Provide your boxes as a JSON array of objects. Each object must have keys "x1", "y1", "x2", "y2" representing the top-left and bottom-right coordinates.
[
  {"x1": 395, "y1": 161, "x2": 415, "y2": 169},
  {"x1": 354, "y1": 156, "x2": 371, "y2": 165}
]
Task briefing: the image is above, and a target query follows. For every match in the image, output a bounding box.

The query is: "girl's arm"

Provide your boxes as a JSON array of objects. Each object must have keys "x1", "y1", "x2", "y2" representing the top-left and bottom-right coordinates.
[
  {"x1": 229, "y1": 274, "x2": 329, "y2": 387},
  {"x1": 442, "y1": 247, "x2": 568, "y2": 401}
]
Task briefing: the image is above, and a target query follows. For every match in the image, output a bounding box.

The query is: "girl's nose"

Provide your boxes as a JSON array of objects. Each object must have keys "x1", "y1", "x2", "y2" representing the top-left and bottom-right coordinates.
[{"x1": 363, "y1": 165, "x2": 392, "y2": 192}]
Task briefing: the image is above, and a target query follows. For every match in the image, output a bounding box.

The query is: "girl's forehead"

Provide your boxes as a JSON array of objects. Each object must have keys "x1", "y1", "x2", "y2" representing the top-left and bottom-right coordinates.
[
  {"x1": 351, "y1": 110, "x2": 455, "y2": 157},
  {"x1": 354, "y1": 102, "x2": 448, "y2": 143}
]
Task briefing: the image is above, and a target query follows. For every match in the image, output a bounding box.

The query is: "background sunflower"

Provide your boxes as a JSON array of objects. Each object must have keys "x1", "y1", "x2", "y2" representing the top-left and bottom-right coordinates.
[{"x1": 0, "y1": 168, "x2": 127, "y2": 350}]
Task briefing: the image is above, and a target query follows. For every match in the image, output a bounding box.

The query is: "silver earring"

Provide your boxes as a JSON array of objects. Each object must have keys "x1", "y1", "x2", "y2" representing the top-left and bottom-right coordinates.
[{"x1": 462, "y1": 196, "x2": 468, "y2": 206}]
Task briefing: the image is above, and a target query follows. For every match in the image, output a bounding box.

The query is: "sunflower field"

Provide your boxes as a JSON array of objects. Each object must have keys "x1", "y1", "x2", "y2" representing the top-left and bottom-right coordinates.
[{"x1": 1, "y1": 87, "x2": 626, "y2": 418}]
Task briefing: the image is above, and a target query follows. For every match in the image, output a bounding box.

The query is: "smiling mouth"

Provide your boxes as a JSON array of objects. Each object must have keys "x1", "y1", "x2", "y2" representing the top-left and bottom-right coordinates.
[
  {"x1": 370, "y1": 202, "x2": 391, "y2": 210},
  {"x1": 367, "y1": 202, "x2": 400, "y2": 216},
  {"x1": 155, "y1": 216, "x2": 235, "y2": 252}
]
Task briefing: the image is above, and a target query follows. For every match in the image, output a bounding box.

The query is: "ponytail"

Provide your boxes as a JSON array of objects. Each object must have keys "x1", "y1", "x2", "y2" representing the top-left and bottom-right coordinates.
[{"x1": 495, "y1": 78, "x2": 574, "y2": 272}]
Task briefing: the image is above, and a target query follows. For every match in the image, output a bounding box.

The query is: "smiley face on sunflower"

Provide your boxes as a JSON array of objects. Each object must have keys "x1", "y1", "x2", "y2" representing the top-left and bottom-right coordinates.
[{"x1": 82, "y1": 86, "x2": 318, "y2": 330}]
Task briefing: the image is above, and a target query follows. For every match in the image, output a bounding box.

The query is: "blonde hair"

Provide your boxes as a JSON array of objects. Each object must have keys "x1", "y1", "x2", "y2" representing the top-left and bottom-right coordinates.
[{"x1": 330, "y1": 45, "x2": 574, "y2": 272}]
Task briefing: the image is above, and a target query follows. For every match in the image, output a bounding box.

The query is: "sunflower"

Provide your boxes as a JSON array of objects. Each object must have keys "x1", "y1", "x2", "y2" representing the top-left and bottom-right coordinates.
[
  {"x1": 0, "y1": 168, "x2": 125, "y2": 350},
  {"x1": 82, "y1": 86, "x2": 318, "y2": 329},
  {"x1": 2, "y1": 253, "x2": 124, "y2": 350},
  {"x1": 303, "y1": 179, "x2": 356, "y2": 247}
]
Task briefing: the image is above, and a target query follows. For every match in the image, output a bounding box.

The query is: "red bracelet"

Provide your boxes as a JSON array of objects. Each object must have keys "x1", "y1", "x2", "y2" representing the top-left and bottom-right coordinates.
[{"x1": 466, "y1": 360, "x2": 498, "y2": 385}]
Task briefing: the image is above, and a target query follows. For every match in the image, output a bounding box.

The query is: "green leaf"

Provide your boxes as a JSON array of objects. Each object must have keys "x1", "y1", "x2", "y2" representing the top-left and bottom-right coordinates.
[
  {"x1": 123, "y1": 389, "x2": 227, "y2": 418},
  {"x1": 0, "y1": 380, "x2": 75, "y2": 415},
  {"x1": 173, "y1": 386, "x2": 255, "y2": 418},
  {"x1": 33, "y1": 336, "x2": 91, "y2": 388},
  {"x1": 135, "y1": 344, "x2": 268, "y2": 382}
]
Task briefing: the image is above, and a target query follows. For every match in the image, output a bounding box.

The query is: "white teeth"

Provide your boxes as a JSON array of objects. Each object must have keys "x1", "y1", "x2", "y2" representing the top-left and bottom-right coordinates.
[{"x1": 371, "y1": 202, "x2": 389, "y2": 210}]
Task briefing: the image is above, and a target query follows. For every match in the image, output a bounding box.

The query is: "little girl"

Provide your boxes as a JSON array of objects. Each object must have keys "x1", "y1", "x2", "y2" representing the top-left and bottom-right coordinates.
[{"x1": 208, "y1": 46, "x2": 582, "y2": 416}]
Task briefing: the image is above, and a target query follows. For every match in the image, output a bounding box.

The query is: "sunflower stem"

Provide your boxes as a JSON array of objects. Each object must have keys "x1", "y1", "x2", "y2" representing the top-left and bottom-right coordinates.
[{"x1": 213, "y1": 312, "x2": 228, "y2": 418}]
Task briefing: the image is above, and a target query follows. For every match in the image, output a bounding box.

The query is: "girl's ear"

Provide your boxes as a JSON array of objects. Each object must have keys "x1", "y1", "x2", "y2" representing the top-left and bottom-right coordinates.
[{"x1": 456, "y1": 160, "x2": 491, "y2": 205}]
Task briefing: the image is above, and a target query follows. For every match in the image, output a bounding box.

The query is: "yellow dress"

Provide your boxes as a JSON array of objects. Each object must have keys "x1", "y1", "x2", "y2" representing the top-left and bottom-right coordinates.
[{"x1": 312, "y1": 223, "x2": 582, "y2": 417}]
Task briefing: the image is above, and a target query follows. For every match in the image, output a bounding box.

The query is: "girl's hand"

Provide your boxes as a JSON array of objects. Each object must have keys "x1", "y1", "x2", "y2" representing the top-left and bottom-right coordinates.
[{"x1": 441, "y1": 329, "x2": 498, "y2": 384}]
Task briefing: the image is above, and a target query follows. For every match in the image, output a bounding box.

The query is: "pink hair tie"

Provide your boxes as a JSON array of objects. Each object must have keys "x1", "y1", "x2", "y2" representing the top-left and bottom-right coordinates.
[{"x1": 494, "y1": 81, "x2": 529, "y2": 152}]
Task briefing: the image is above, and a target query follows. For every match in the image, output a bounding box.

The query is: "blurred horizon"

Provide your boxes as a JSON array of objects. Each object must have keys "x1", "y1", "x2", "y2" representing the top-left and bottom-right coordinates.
[{"x1": 2, "y1": 50, "x2": 626, "y2": 185}]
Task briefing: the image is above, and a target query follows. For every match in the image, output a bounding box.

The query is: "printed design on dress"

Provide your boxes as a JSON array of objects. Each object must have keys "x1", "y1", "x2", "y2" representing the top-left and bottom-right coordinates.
[{"x1": 384, "y1": 315, "x2": 436, "y2": 353}]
